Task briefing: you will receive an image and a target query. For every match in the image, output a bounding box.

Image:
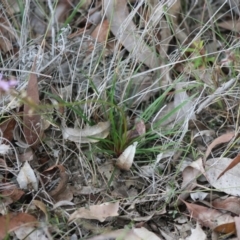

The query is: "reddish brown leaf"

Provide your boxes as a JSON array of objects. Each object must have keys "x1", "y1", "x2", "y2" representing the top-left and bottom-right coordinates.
[
  {"x1": 217, "y1": 154, "x2": 240, "y2": 179},
  {"x1": 0, "y1": 213, "x2": 38, "y2": 239},
  {"x1": 0, "y1": 117, "x2": 16, "y2": 142},
  {"x1": 23, "y1": 67, "x2": 42, "y2": 146},
  {"x1": 204, "y1": 132, "x2": 235, "y2": 161},
  {"x1": 183, "y1": 200, "x2": 235, "y2": 233}
]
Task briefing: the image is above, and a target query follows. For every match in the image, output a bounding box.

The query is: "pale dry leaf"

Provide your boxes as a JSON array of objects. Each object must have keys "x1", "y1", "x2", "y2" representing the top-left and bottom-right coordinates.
[
  {"x1": 14, "y1": 226, "x2": 49, "y2": 240},
  {"x1": 0, "y1": 144, "x2": 10, "y2": 154},
  {"x1": 190, "y1": 192, "x2": 208, "y2": 201},
  {"x1": 196, "y1": 78, "x2": 237, "y2": 114},
  {"x1": 68, "y1": 201, "x2": 119, "y2": 222},
  {"x1": 186, "y1": 222, "x2": 207, "y2": 240},
  {"x1": 17, "y1": 161, "x2": 38, "y2": 191},
  {"x1": 154, "y1": 83, "x2": 196, "y2": 128},
  {"x1": 62, "y1": 121, "x2": 110, "y2": 143},
  {"x1": 205, "y1": 158, "x2": 240, "y2": 196},
  {"x1": 103, "y1": 0, "x2": 160, "y2": 69},
  {"x1": 57, "y1": 84, "x2": 73, "y2": 101},
  {"x1": 115, "y1": 142, "x2": 138, "y2": 170},
  {"x1": 217, "y1": 154, "x2": 240, "y2": 180},
  {"x1": 86, "y1": 227, "x2": 162, "y2": 240},
  {"x1": 53, "y1": 200, "x2": 75, "y2": 209},
  {"x1": 181, "y1": 158, "x2": 205, "y2": 191}
]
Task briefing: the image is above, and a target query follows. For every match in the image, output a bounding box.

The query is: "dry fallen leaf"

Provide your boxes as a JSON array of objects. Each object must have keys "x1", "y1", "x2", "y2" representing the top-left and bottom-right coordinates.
[
  {"x1": 62, "y1": 121, "x2": 110, "y2": 143},
  {"x1": 204, "y1": 132, "x2": 235, "y2": 161},
  {"x1": 212, "y1": 197, "x2": 240, "y2": 215},
  {"x1": 91, "y1": 19, "x2": 110, "y2": 43},
  {"x1": 0, "y1": 117, "x2": 16, "y2": 142},
  {"x1": 217, "y1": 154, "x2": 240, "y2": 179},
  {"x1": 14, "y1": 226, "x2": 49, "y2": 240},
  {"x1": 177, "y1": 158, "x2": 205, "y2": 203},
  {"x1": 183, "y1": 200, "x2": 235, "y2": 234},
  {"x1": 32, "y1": 200, "x2": 48, "y2": 220},
  {"x1": 17, "y1": 161, "x2": 38, "y2": 191},
  {"x1": 205, "y1": 158, "x2": 240, "y2": 196},
  {"x1": 186, "y1": 222, "x2": 207, "y2": 240},
  {"x1": 103, "y1": 0, "x2": 160, "y2": 69},
  {"x1": 234, "y1": 216, "x2": 240, "y2": 239},
  {"x1": 0, "y1": 212, "x2": 38, "y2": 239},
  {"x1": 1, "y1": 183, "x2": 24, "y2": 206},
  {"x1": 86, "y1": 227, "x2": 162, "y2": 240},
  {"x1": 68, "y1": 201, "x2": 119, "y2": 223},
  {"x1": 115, "y1": 142, "x2": 138, "y2": 170},
  {"x1": 23, "y1": 66, "x2": 42, "y2": 146}
]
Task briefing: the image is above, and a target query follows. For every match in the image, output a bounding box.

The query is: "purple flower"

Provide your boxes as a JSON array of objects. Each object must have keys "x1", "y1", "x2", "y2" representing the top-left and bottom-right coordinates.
[{"x1": 0, "y1": 73, "x2": 18, "y2": 92}]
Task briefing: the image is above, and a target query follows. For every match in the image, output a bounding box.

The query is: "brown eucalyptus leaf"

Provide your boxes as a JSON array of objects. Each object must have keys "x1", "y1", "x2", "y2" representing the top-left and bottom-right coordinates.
[
  {"x1": 183, "y1": 200, "x2": 235, "y2": 233},
  {"x1": 23, "y1": 68, "x2": 42, "y2": 146}
]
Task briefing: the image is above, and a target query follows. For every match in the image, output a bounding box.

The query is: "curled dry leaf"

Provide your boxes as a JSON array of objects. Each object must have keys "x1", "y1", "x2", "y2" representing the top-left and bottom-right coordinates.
[
  {"x1": 205, "y1": 158, "x2": 240, "y2": 196},
  {"x1": 86, "y1": 227, "x2": 162, "y2": 240},
  {"x1": 115, "y1": 142, "x2": 138, "y2": 171},
  {"x1": 62, "y1": 121, "x2": 110, "y2": 143},
  {"x1": 68, "y1": 201, "x2": 119, "y2": 223},
  {"x1": 183, "y1": 200, "x2": 235, "y2": 234},
  {"x1": 0, "y1": 212, "x2": 38, "y2": 239},
  {"x1": 17, "y1": 161, "x2": 38, "y2": 191}
]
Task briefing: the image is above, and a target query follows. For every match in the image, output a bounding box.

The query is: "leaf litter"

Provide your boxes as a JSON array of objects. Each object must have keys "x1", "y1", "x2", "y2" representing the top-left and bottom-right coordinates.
[{"x1": 1, "y1": 0, "x2": 240, "y2": 239}]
